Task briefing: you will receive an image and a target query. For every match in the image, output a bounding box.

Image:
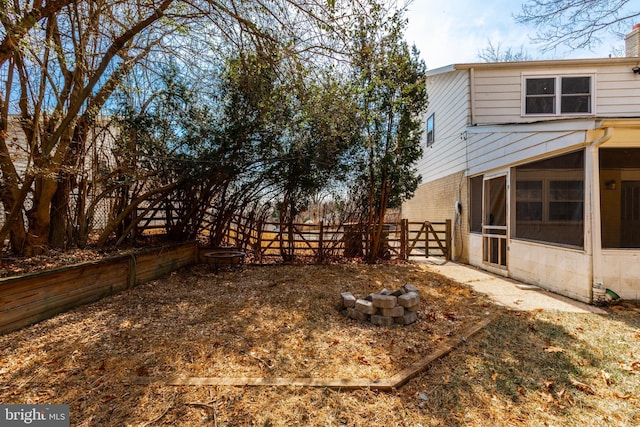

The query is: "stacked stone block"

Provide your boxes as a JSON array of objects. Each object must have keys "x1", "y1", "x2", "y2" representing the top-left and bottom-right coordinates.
[{"x1": 340, "y1": 284, "x2": 420, "y2": 326}]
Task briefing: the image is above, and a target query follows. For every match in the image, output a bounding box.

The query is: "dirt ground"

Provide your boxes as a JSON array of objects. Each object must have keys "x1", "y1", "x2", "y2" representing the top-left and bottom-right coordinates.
[{"x1": 1, "y1": 262, "x2": 638, "y2": 426}]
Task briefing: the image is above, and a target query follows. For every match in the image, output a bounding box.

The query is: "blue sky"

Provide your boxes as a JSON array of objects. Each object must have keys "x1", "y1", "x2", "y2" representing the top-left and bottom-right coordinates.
[{"x1": 404, "y1": 0, "x2": 626, "y2": 70}]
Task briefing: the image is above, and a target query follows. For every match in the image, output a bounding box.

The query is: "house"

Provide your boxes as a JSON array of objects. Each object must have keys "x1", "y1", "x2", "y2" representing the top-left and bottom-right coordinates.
[
  {"x1": 0, "y1": 115, "x2": 117, "y2": 230},
  {"x1": 402, "y1": 26, "x2": 640, "y2": 303}
]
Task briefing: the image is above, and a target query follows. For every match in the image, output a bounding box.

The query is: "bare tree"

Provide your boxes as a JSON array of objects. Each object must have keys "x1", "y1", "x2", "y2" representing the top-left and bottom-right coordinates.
[
  {"x1": 0, "y1": 0, "x2": 75, "y2": 66},
  {"x1": 515, "y1": 0, "x2": 640, "y2": 52},
  {"x1": 0, "y1": 1, "x2": 191, "y2": 255},
  {"x1": 477, "y1": 40, "x2": 532, "y2": 62},
  {"x1": 0, "y1": 0, "x2": 375, "y2": 255}
]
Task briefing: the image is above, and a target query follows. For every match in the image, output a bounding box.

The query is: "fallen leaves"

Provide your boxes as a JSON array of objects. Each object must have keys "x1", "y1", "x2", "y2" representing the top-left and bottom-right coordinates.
[
  {"x1": 614, "y1": 392, "x2": 634, "y2": 400},
  {"x1": 443, "y1": 312, "x2": 457, "y2": 321},
  {"x1": 0, "y1": 248, "x2": 119, "y2": 278},
  {"x1": 570, "y1": 378, "x2": 597, "y2": 395},
  {"x1": 1, "y1": 258, "x2": 638, "y2": 426},
  {"x1": 542, "y1": 369, "x2": 637, "y2": 407},
  {"x1": 356, "y1": 355, "x2": 371, "y2": 366},
  {"x1": 620, "y1": 361, "x2": 640, "y2": 374},
  {"x1": 600, "y1": 370, "x2": 613, "y2": 386},
  {"x1": 539, "y1": 381, "x2": 573, "y2": 408}
]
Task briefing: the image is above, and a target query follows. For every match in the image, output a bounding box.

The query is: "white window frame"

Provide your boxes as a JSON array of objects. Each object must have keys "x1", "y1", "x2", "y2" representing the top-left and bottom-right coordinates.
[
  {"x1": 514, "y1": 172, "x2": 584, "y2": 224},
  {"x1": 426, "y1": 113, "x2": 435, "y2": 147},
  {"x1": 521, "y1": 72, "x2": 595, "y2": 117}
]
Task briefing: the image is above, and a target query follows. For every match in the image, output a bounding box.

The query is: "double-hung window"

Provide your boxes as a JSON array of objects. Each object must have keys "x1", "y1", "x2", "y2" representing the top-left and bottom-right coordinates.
[{"x1": 524, "y1": 75, "x2": 593, "y2": 116}]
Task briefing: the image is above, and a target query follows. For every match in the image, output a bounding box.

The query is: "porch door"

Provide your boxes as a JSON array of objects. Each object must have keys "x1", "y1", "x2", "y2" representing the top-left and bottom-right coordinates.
[
  {"x1": 483, "y1": 175, "x2": 508, "y2": 267},
  {"x1": 621, "y1": 181, "x2": 640, "y2": 248}
]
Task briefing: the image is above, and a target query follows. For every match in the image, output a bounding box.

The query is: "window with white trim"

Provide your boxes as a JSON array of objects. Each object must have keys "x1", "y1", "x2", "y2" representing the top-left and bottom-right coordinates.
[
  {"x1": 524, "y1": 75, "x2": 593, "y2": 115},
  {"x1": 426, "y1": 113, "x2": 435, "y2": 147}
]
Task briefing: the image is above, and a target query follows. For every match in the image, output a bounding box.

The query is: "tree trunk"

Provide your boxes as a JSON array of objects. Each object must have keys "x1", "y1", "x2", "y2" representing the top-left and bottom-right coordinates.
[
  {"x1": 49, "y1": 174, "x2": 71, "y2": 248},
  {"x1": 50, "y1": 119, "x2": 89, "y2": 248},
  {"x1": 25, "y1": 175, "x2": 58, "y2": 255},
  {"x1": 0, "y1": 191, "x2": 29, "y2": 255},
  {"x1": 279, "y1": 195, "x2": 296, "y2": 262}
]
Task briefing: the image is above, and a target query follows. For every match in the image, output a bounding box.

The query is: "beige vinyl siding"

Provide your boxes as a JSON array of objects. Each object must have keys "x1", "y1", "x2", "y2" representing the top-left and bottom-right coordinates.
[
  {"x1": 471, "y1": 63, "x2": 640, "y2": 124},
  {"x1": 465, "y1": 125, "x2": 588, "y2": 176},
  {"x1": 6, "y1": 118, "x2": 30, "y2": 177},
  {"x1": 1, "y1": 119, "x2": 29, "y2": 225},
  {"x1": 416, "y1": 70, "x2": 470, "y2": 183},
  {"x1": 473, "y1": 70, "x2": 521, "y2": 124},
  {"x1": 596, "y1": 66, "x2": 640, "y2": 114}
]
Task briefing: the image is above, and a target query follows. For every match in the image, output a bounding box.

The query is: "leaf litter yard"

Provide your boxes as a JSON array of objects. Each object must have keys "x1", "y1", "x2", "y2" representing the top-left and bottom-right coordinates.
[{"x1": 1, "y1": 263, "x2": 639, "y2": 426}]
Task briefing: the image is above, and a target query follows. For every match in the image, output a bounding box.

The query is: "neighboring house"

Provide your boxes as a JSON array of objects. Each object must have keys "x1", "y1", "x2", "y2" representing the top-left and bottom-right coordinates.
[
  {"x1": 0, "y1": 116, "x2": 116, "y2": 230},
  {"x1": 403, "y1": 25, "x2": 640, "y2": 303}
]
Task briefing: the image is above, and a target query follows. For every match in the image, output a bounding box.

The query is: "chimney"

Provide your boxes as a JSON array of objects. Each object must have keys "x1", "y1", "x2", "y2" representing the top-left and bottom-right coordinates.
[{"x1": 625, "y1": 23, "x2": 640, "y2": 57}]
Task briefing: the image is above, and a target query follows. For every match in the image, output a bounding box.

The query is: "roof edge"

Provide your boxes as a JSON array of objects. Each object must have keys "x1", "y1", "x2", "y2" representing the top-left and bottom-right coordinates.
[{"x1": 427, "y1": 56, "x2": 640, "y2": 76}]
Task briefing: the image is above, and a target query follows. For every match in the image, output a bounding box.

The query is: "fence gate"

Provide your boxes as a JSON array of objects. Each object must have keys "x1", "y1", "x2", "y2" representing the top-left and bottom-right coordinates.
[{"x1": 400, "y1": 219, "x2": 452, "y2": 260}]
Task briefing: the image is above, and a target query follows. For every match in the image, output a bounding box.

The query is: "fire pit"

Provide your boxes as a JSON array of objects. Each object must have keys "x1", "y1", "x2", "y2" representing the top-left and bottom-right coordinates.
[
  {"x1": 202, "y1": 247, "x2": 245, "y2": 272},
  {"x1": 340, "y1": 284, "x2": 420, "y2": 326}
]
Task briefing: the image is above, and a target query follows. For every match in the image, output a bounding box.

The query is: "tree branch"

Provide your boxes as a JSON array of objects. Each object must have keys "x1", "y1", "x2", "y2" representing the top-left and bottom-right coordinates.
[{"x1": 0, "y1": 0, "x2": 74, "y2": 66}]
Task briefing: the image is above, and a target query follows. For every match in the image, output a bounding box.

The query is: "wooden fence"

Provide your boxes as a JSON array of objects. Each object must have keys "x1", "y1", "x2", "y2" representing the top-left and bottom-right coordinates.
[
  {"x1": 0, "y1": 242, "x2": 197, "y2": 335},
  {"x1": 221, "y1": 217, "x2": 452, "y2": 261},
  {"x1": 135, "y1": 206, "x2": 451, "y2": 262}
]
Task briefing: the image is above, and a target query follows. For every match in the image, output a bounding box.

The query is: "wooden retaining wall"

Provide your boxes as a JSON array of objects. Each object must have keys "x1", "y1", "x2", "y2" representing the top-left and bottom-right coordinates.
[{"x1": 0, "y1": 241, "x2": 198, "y2": 335}]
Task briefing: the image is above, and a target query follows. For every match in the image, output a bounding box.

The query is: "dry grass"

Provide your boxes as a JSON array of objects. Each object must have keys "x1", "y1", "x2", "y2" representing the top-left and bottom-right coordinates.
[{"x1": 1, "y1": 263, "x2": 638, "y2": 426}]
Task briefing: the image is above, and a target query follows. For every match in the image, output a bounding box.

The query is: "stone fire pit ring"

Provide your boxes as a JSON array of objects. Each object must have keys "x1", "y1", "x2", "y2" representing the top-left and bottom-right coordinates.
[{"x1": 340, "y1": 284, "x2": 420, "y2": 326}]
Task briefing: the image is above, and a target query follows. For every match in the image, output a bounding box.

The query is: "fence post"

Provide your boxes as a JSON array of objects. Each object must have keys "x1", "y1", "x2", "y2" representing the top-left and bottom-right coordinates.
[
  {"x1": 445, "y1": 219, "x2": 452, "y2": 260},
  {"x1": 425, "y1": 221, "x2": 430, "y2": 258},
  {"x1": 318, "y1": 221, "x2": 324, "y2": 261},
  {"x1": 256, "y1": 220, "x2": 263, "y2": 261},
  {"x1": 400, "y1": 219, "x2": 408, "y2": 260},
  {"x1": 232, "y1": 213, "x2": 239, "y2": 247},
  {"x1": 128, "y1": 253, "x2": 137, "y2": 289}
]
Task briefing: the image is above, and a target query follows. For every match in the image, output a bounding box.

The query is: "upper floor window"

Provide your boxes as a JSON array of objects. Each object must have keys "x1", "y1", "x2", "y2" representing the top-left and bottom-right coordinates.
[
  {"x1": 426, "y1": 113, "x2": 435, "y2": 147},
  {"x1": 524, "y1": 75, "x2": 593, "y2": 116}
]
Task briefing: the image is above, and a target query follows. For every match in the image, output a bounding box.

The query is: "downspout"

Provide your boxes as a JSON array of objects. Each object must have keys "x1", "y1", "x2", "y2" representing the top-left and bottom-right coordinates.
[
  {"x1": 469, "y1": 68, "x2": 476, "y2": 125},
  {"x1": 589, "y1": 126, "x2": 613, "y2": 303}
]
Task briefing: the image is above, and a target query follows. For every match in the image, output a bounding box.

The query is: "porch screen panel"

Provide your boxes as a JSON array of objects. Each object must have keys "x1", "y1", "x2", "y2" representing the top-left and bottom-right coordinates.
[
  {"x1": 513, "y1": 150, "x2": 584, "y2": 247},
  {"x1": 600, "y1": 148, "x2": 640, "y2": 248},
  {"x1": 470, "y1": 175, "x2": 483, "y2": 233}
]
